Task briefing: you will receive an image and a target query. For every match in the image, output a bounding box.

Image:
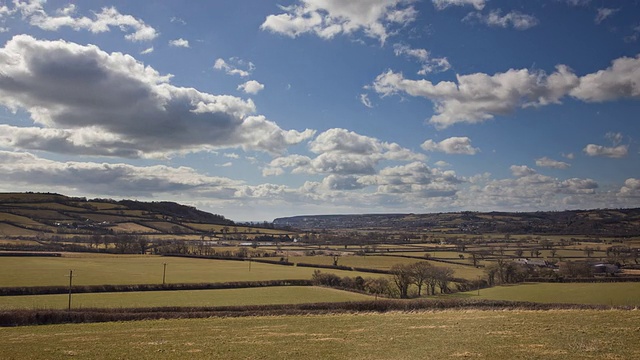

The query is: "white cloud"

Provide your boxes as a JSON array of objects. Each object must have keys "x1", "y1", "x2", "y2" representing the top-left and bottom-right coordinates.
[
  {"x1": 261, "y1": 0, "x2": 418, "y2": 44},
  {"x1": 216, "y1": 162, "x2": 233, "y2": 167},
  {"x1": 214, "y1": 58, "x2": 255, "y2": 77},
  {"x1": 358, "y1": 161, "x2": 462, "y2": 198},
  {"x1": 432, "y1": 0, "x2": 485, "y2": 10},
  {"x1": 464, "y1": 9, "x2": 539, "y2": 30},
  {"x1": 0, "y1": 151, "x2": 242, "y2": 197},
  {"x1": 583, "y1": 144, "x2": 629, "y2": 158},
  {"x1": 562, "y1": 152, "x2": 575, "y2": 160},
  {"x1": 566, "y1": 0, "x2": 591, "y2": 6},
  {"x1": 263, "y1": 128, "x2": 425, "y2": 177},
  {"x1": 535, "y1": 157, "x2": 570, "y2": 169},
  {"x1": 13, "y1": 1, "x2": 158, "y2": 42},
  {"x1": 619, "y1": 178, "x2": 640, "y2": 197},
  {"x1": 421, "y1": 137, "x2": 479, "y2": 155},
  {"x1": 510, "y1": 165, "x2": 537, "y2": 177},
  {"x1": 595, "y1": 8, "x2": 619, "y2": 24},
  {"x1": 140, "y1": 47, "x2": 154, "y2": 55},
  {"x1": 605, "y1": 132, "x2": 624, "y2": 146},
  {"x1": 434, "y1": 160, "x2": 451, "y2": 168},
  {"x1": 373, "y1": 54, "x2": 640, "y2": 128},
  {"x1": 373, "y1": 65, "x2": 578, "y2": 128},
  {"x1": 169, "y1": 38, "x2": 190, "y2": 48},
  {"x1": 393, "y1": 43, "x2": 451, "y2": 74},
  {"x1": 570, "y1": 55, "x2": 640, "y2": 102},
  {"x1": 360, "y1": 93, "x2": 374, "y2": 108},
  {"x1": 238, "y1": 80, "x2": 265, "y2": 94},
  {"x1": 0, "y1": 35, "x2": 314, "y2": 157}
]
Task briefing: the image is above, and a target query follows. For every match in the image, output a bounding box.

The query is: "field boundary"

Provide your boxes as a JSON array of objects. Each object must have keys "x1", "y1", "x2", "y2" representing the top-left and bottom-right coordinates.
[
  {"x1": 0, "y1": 279, "x2": 313, "y2": 296},
  {"x1": 1, "y1": 298, "x2": 635, "y2": 327}
]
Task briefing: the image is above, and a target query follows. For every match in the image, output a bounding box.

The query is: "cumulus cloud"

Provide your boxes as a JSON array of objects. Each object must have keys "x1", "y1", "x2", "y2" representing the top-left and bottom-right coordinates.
[
  {"x1": 13, "y1": 1, "x2": 157, "y2": 41},
  {"x1": 432, "y1": 0, "x2": 485, "y2": 10},
  {"x1": 583, "y1": 144, "x2": 628, "y2": 158},
  {"x1": 169, "y1": 38, "x2": 190, "y2": 48},
  {"x1": 213, "y1": 57, "x2": 255, "y2": 77},
  {"x1": 595, "y1": 8, "x2": 619, "y2": 24},
  {"x1": 0, "y1": 35, "x2": 314, "y2": 157},
  {"x1": 510, "y1": 165, "x2": 537, "y2": 177},
  {"x1": 263, "y1": 128, "x2": 425, "y2": 176},
  {"x1": 260, "y1": 0, "x2": 418, "y2": 44},
  {"x1": 0, "y1": 151, "x2": 242, "y2": 197},
  {"x1": 421, "y1": 137, "x2": 479, "y2": 155},
  {"x1": 393, "y1": 43, "x2": 451, "y2": 74},
  {"x1": 373, "y1": 54, "x2": 640, "y2": 128},
  {"x1": 619, "y1": 178, "x2": 640, "y2": 197},
  {"x1": 238, "y1": 80, "x2": 265, "y2": 94},
  {"x1": 373, "y1": 65, "x2": 578, "y2": 128},
  {"x1": 535, "y1": 157, "x2": 570, "y2": 169},
  {"x1": 358, "y1": 161, "x2": 462, "y2": 197},
  {"x1": 570, "y1": 55, "x2": 640, "y2": 102},
  {"x1": 463, "y1": 9, "x2": 539, "y2": 30}
]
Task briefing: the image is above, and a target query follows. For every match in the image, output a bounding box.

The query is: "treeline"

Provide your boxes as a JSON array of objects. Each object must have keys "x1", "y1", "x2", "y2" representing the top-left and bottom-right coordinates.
[{"x1": 311, "y1": 262, "x2": 463, "y2": 299}]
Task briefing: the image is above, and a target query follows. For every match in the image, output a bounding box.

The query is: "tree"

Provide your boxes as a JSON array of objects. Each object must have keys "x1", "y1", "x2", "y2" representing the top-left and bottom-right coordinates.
[
  {"x1": 550, "y1": 249, "x2": 557, "y2": 258},
  {"x1": 390, "y1": 264, "x2": 412, "y2": 299},
  {"x1": 515, "y1": 249, "x2": 524, "y2": 258},
  {"x1": 409, "y1": 262, "x2": 432, "y2": 297},
  {"x1": 468, "y1": 252, "x2": 479, "y2": 267},
  {"x1": 584, "y1": 246, "x2": 594, "y2": 258},
  {"x1": 434, "y1": 267, "x2": 454, "y2": 294},
  {"x1": 364, "y1": 277, "x2": 392, "y2": 299}
]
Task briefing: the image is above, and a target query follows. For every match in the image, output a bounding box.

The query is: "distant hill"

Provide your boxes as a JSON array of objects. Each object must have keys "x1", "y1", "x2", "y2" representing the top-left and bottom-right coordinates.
[
  {"x1": 274, "y1": 209, "x2": 640, "y2": 236},
  {"x1": 0, "y1": 192, "x2": 237, "y2": 238}
]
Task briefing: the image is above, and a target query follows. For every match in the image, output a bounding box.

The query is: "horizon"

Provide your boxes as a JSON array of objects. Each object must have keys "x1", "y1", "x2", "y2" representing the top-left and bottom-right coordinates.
[{"x1": 0, "y1": 1, "x2": 639, "y2": 222}]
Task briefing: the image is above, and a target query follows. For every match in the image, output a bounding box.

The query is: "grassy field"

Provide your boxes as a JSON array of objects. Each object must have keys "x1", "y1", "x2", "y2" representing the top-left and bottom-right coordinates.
[
  {"x1": 0, "y1": 286, "x2": 372, "y2": 310},
  {"x1": 0, "y1": 310, "x2": 638, "y2": 359},
  {"x1": 0, "y1": 254, "x2": 383, "y2": 287},
  {"x1": 457, "y1": 282, "x2": 640, "y2": 306}
]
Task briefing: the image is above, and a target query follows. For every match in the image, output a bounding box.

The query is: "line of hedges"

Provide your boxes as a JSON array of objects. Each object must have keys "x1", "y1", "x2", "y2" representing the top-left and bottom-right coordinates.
[
  {"x1": 1, "y1": 298, "x2": 633, "y2": 327},
  {"x1": 0, "y1": 279, "x2": 313, "y2": 296},
  {"x1": 379, "y1": 254, "x2": 481, "y2": 267},
  {"x1": 527, "y1": 277, "x2": 640, "y2": 283},
  {"x1": 296, "y1": 262, "x2": 353, "y2": 271},
  {"x1": 0, "y1": 252, "x2": 61, "y2": 257}
]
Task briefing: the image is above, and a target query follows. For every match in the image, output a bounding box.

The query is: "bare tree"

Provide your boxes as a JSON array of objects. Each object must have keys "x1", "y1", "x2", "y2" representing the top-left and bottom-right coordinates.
[
  {"x1": 409, "y1": 262, "x2": 432, "y2": 297},
  {"x1": 390, "y1": 264, "x2": 412, "y2": 299},
  {"x1": 434, "y1": 267, "x2": 454, "y2": 294}
]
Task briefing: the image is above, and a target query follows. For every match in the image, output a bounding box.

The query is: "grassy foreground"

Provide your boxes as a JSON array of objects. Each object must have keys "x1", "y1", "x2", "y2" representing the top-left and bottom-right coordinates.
[
  {"x1": 0, "y1": 286, "x2": 372, "y2": 310},
  {"x1": 457, "y1": 282, "x2": 640, "y2": 306},
  {"x1": 1, "y1": 310, "x2": 638, "y2": 359}
]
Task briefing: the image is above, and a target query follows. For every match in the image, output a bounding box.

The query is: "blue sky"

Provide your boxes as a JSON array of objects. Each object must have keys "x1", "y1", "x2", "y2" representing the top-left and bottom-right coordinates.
[{"x1": 0, "y1": 0, "x2": 638, "y2": 221}]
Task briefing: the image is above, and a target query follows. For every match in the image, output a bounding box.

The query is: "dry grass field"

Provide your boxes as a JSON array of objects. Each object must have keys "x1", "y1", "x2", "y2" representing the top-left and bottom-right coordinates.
[{"x1": 0, "y1": 310, "x2": 638, "y2": 359}]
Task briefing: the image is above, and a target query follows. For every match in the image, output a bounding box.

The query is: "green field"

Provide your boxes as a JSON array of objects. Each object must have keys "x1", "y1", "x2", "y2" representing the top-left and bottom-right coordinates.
[
  {"x1": 291, "y1": 255, "x2": 484, "y2": 280},
  {"x1": 1, "y1": 310, "x2": 638, "y2": 359},
  {"x1": 0, "y1": 254, "x2": 382, "y2": 287},
  {"x1": 0, "y1": 286, "x2": 372, "y2": 310},
  {"x1": 458, "y1": 282, "x2": 640, "y2": 306}
]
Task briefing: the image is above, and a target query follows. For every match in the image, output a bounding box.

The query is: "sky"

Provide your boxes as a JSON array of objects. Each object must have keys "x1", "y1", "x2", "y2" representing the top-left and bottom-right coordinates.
[{"x1": 0, "y1": 0, "x2": 639, "y2": 221}]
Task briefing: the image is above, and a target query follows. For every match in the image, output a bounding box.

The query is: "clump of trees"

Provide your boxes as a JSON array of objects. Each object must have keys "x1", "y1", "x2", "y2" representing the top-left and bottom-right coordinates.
[
  {"x1": 390, "y1": 262, "x2": 454, "y2": 298},
  {"x1": 311, "y1": 262, "x2": 455, "y2": 299}
]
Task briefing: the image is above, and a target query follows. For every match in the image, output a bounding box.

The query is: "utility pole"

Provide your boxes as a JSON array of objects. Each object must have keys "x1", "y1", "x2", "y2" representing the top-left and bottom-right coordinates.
[
  {"x1": 162, "y1": 263, "x2": 167, "y2": 285},
  {"x1": 66, "y1": 270, "x2": 74, "y2": 310},
  {"x1": 248, "y1": 257, "x2": 252, "y2": 272},
  {"x1": 477, "y1": 275, "x2": 480, "y2": 296}
]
